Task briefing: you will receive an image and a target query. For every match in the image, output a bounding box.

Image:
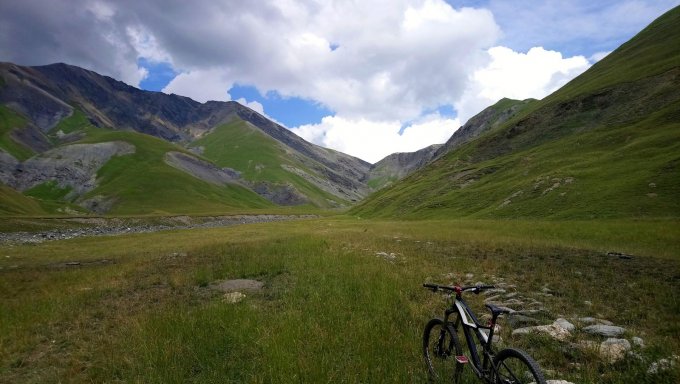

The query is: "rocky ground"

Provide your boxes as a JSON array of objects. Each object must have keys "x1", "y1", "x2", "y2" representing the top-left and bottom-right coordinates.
[{"x1": 0, "y1": 214, "x2": 316, "y2": 244}]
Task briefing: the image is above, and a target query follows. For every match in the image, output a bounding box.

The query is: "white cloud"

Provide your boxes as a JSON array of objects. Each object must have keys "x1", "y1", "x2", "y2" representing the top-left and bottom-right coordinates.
[
  {"x1": 292, "y1": 114, "x2": 460, "y2": 163},
  {"x1": 235, "y1": 98, "x2": 264, "y2": 115},
  {"x1": 589, "y1": 51, "x2": 611, "y2": 62},
  {"x1": 1, "y1": 0, "x2": 672, "y2": 162},
  {"x1": 163, "y1": 68, "x2": 232, "y2": 102},
  {"x1": 455, "y1": 46, "x2": 591, "y2": 123}
]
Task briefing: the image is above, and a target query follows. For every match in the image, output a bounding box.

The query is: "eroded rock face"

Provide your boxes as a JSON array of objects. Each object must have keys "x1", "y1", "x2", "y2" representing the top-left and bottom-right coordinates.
[
  {"x1": 2, "y1": 141, "x2": 135, "y2": 195},
  {"x1": 164, "y1": 151, "x2": 240, "y2": 186}
]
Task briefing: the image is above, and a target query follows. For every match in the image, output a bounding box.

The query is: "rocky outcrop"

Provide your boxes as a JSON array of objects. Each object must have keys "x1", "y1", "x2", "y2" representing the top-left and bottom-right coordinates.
[
  {"x1": 164, "y1": 151, "x2": 241, "y2": 186},
  {"x1": 1, "y1": 141, "x2": 135, "y2": 195}
]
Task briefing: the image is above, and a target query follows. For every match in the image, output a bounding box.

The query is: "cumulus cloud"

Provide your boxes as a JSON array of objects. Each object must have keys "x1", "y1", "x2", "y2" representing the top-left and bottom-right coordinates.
[
  {"x1": 0, "y1": 0, "x2": 673, "y2": 162},
  {"x1": 163, "y1": 68, "x2": 233, "y2": 102},
  {"x1": 292, "y1": 114, "x2": 460, "y2": 163},
  {"x1": 455, "y1": 46, "x2": 591, "y2": 123}
]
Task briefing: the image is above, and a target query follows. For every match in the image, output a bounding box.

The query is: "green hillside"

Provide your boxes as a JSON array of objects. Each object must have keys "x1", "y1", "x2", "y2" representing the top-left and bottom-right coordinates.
[
  {"x1": 74, "y1": 127, "x2": 274, "y2": 215},
  {"x1": 0, "y1": 105, "x2": 35, "y2": 160},
  {"x1": 352, "y1": 7, "x2": 680, "y2": 220},
  {"x1": 192, "y1": 119, "x2": 347, "y2": 207},
  {"x1": 0, "y1": 185, "x2": 48, "y2": 216},
  {"x1": 1, "y1": 110, "x2": 275, "y2": 216}
]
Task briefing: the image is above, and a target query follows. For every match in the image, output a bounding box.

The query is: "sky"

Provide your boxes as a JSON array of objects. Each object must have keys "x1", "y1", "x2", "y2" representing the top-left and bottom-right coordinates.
[{"x1": 1, "y1": 0, "x2": 678, "y2": 163}]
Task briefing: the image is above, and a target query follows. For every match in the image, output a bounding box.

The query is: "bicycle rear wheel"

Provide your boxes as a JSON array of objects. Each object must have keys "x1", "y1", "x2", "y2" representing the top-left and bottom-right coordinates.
[
  {"x1": 492, "y1": 348, "x2": 546, "y2": 384},
  {"x1": 423, "y1": 318, "x2": 464, "y2": 383}
]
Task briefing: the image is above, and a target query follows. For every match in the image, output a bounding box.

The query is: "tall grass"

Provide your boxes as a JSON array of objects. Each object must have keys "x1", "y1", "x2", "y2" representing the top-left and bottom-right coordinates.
[{"x1": 1, "y1": 218, "x2": 678, "y2": 383}]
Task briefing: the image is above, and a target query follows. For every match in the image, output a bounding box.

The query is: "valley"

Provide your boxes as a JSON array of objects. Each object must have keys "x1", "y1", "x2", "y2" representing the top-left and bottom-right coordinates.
[{"x1": 0, "y1": 4, "x2": 679, "y2": 384}]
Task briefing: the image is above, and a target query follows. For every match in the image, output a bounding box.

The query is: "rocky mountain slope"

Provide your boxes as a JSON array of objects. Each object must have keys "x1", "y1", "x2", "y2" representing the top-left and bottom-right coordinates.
[
  {"x1": 0, "y1": 62, "x2": 374, "y2": 214},
  {"x1": 366, "y1": 98, "x2": 534, "y2": 189},
  {"x1": 352, "y1": 7, "x2": 680, "y2": 219}
]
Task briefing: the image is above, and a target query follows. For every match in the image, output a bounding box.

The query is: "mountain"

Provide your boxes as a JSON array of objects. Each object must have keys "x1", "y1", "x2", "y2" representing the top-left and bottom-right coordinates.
[
  {"x1": 0, "y1": 62, "x2": 372, "y2": 215},
  {"x1": 352, "y1": 6, "x2": 680, "y2": 219},
  {"x1": 365, "y1": 98, "x2": 535, "y2": 190}
]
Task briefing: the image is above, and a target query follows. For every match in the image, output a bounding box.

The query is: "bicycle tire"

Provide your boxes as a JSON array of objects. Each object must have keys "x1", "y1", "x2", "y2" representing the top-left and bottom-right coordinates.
[
  {"x1": 492, "y1": 347, "x2": 546, "y2": 384},
  {"x1": 423, "y1": 318, "x2": 464, "y2": 383}
]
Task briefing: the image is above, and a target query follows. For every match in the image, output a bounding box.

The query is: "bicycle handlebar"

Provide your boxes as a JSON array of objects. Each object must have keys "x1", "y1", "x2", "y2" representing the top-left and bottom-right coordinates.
[{"x1": 423, "y1": 283, "x2": 495, "y2": 295}]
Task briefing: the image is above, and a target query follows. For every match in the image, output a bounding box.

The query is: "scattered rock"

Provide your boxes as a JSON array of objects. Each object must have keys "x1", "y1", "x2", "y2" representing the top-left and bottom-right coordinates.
[
  {"x1": 577, "y1": 317, "x2": 613, "y2": 326},
  {"x1": 600, "y1": 338, "x2": 632, "y2": 363},
  {"x1": 606, "y1": 251, "x2": 633, "y2": 260},
  {"x1": 512, "y1": 318, "x2": 573, "y2": 341},
  {"x1": 583, "y1": 324, "x2": 625, "y2": 337},
  {"x1": 632, "y1": 336, "x2": 645, "y2": 348},
  {"x1": 483, "y1": 288, "x2": 506, "y2": 296},
  {"x1": 554, "y1": 318, "x2": 575, "y2": 332},
  {"x1": 223, "y1": 292, "x2": 246, "y2": 303},
  {"x1": 647, "y1": 355, "x2": 679, "y2": 374},
  {"x1": 376, "y1": 252, "x2": 398, "y2": 261},
  {"x1": 547, "y1": 380, "x2": 576, "y2": 384}
]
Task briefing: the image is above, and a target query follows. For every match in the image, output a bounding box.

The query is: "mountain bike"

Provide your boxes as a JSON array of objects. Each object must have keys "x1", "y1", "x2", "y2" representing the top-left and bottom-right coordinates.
[{"x1": 422, "y1": 283, "x2": 546, "y2": 384}]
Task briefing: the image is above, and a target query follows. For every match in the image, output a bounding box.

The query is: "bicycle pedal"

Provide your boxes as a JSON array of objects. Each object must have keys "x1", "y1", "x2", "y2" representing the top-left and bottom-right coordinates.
[{"x1": 455, "y1": 356, "x2": 469, "y2": 364}]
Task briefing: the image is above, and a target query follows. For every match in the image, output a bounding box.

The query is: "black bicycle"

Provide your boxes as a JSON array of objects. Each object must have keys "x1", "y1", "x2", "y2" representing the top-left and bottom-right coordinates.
[{"x1": 422, "y1": 283, "x2": 546, "y2": 384}]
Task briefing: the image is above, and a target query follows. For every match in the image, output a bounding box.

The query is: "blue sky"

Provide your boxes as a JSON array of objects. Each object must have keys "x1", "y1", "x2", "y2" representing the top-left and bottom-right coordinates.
[{"x1": 2, "y1": 0, "x2": 678, "y2": 162}]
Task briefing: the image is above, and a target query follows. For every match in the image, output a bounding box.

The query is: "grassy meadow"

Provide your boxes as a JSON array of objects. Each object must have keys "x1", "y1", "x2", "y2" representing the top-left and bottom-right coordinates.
[{"x1": 1, "y1": 217, "x2": 678, "y2": 383}]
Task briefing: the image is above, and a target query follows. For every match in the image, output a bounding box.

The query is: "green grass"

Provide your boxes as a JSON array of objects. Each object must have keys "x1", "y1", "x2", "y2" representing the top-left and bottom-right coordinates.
[
  {"x1": 0, "y1": 218, "x2": 678, "y2": 383},
  {"x1": 0, "y1": 105, "x2": 34, "y2": 161},
  {"x1": 73, "y1": 127, "x2": 274, "y2": 215},
  {"x1": 354, "y1": 101, "x2": 680, "y2": 220},
  {"x1": 0, "y1": 185, "x2": 47, "y2": 216},
  {"x1": 24, "y1": 181, "x2": 73, "y2": 201},
  {"x1": 192, "y1": 119, "x2": 347, "y2": 207},
  {"x1": 49, "y1": 109, "x2": 92, "y2": 135},
  {"x1": 352, "y1": 7, "x2": 680, "y2": 221}
]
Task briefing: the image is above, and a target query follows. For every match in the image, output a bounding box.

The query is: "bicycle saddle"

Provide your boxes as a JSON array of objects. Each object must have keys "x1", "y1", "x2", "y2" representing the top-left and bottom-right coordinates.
[{"x1": 485, "y1": 303, "x2": 511, "y2": 317}]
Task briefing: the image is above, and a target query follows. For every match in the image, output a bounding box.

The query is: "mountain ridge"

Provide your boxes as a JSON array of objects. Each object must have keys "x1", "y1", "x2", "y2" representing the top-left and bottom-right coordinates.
[{"x1": 351, "y1": 6, "x2": 680, "y2": 219}]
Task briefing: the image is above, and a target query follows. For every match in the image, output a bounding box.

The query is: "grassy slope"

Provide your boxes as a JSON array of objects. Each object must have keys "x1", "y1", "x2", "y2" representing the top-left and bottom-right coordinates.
[
  {"x1": 73, "y1": 125, "x2": 274, "y2": 215},
  {"x1": 0, "y1": 185, "x2": 47, "y2": 216},
  {"x1": 191, "y1": 119, "x2": 346, "y2": 207},
  {"x1": 0, "y1": 105, "x2": 34, "y2": 161},
  {"x1": 352, "y1": 7, "x2": 680, "y2": 220},
  {"x1": 1, "y1": 218, "x2": 678, "y2": 383}
]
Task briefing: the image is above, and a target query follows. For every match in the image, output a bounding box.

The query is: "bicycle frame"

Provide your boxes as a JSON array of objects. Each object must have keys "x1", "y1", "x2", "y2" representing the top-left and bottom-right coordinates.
[{"x1": 444, "y1": 294, "x2": 497, "y2": 380}]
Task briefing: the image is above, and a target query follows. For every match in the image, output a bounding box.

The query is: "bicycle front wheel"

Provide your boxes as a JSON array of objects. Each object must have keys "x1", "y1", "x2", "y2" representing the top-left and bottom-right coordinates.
[
  {"x1": 423, "y1": 318, "x2": 463, "y2": 383},
  {"x1": 493, "y1": 348, "x2": 546, "y2": 384}
]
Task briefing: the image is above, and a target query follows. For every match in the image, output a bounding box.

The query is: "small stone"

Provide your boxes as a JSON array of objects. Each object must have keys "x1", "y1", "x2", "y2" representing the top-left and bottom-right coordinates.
[
  {"x1": 547, "y1": 381, "x2": 576, "y2": 384},
  {"x1": 501, "y1": 299, "x2": 524, "y2": 306},
  {"x1": 583, "y1": 300, "x2": 592, "y2": 306},
  {"x1": 578, "y1": 317, "x2": 613, "y2": 326},
  {"x1": 648, "y1": 355, "x2": 679, "y2": 374},
  {"x1": 599, "y1": 338, "x2": 631, "y2": 363},
  {"x1": 465, "y1": 273, "x2": 474, "y2": 280},
  {"x1": 504, "y1": 292, "x2": 518, "y2": 299},
  {"x1": 554, "y1": 318, "x2": 575, "y2": 332},
  {"x1": 632, "y1": 337, "x2": 645, "y2": 348},
  {"x1": 583, "y1": 324, "x2": 625, "y2": 337},
  {"x1": 512, "y1": 319, "x2": 572, "y2": 341},
  {"x1": 223, "y1": 291, "x2": 246, "y2": 303},
  {"x1": 484, "y1": 288, "x2": 506, "y2": 296}
]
